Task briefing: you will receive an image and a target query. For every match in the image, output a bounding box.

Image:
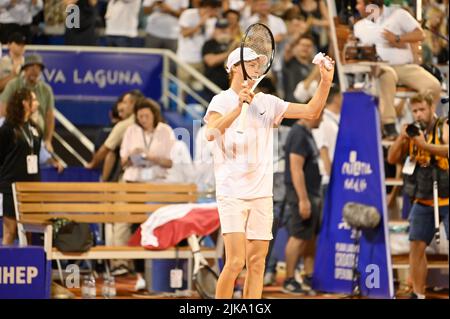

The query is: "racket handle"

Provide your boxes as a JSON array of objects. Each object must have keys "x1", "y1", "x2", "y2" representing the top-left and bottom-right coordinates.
[{"x1": 236, "y1": 102, "x2": 249, "y2": 134}]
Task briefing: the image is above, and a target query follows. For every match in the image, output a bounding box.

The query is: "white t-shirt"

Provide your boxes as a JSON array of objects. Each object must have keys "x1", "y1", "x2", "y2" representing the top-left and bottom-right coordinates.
[
  {"x1": 203, "y1": 88, "x2": 289, "y2": 199},
  {"x1": 165, "y1": 140, "x2": 195, "y2": 183},
  {"x1": 353, "y1": 6, "x2": 420, "y2": 65},
  {"x1": 312, "y1": 109, "x2": 340, "y2": 185},
  {"x1": 242, "y1": 14, "x2": 287, "y2": 72},
  {"x1": 105, "y1": 0, "x2": 141, "y2": 38},
  {"x1": 143, "y1": 0, "x2": 189, "y2": 39},
  {"x1": 177, "y1": 9, "x2": 216, "y2": 64},
  {"x1": 194, "y1": 125, "x2": 215, "y2": 192}
]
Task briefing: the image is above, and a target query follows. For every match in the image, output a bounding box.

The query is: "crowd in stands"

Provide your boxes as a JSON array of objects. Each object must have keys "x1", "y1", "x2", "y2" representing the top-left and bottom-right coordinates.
[{"x1": 0, "y1": 0, "x2": 448, "y2": 296}]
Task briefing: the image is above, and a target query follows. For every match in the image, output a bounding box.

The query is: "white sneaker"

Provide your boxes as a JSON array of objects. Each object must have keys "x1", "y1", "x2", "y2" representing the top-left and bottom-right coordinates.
[
  {"x1": 263, "y1": 272, "x2": 276, "y2": 286},
  {"x1": 134, "y1": 276, "x2": 146, "y2": 291}
]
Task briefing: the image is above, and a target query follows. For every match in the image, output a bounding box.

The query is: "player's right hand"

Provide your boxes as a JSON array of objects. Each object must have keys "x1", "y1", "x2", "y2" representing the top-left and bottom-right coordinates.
[{"x1": 238, "y1": 82, "x2": 255, "y2": 107}]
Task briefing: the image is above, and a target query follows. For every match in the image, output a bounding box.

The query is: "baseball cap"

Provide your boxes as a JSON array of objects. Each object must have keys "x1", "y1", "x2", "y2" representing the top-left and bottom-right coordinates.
[{"x1": 225, "y1": 47, "x2": 263, "y2": 73}]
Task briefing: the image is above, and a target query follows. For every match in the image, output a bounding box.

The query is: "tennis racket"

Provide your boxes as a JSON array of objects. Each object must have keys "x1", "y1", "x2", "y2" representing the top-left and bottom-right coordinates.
[
  {"x1": 236, "y1": 23, "x2": 275, "y2": 134},
  {"x1": 187, "y1": 234, "x2": 219, "y2": 299}
]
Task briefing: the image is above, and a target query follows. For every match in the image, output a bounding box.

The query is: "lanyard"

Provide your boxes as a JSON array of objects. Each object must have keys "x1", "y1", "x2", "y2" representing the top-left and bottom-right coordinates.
[
  {"x1": 20, "y1": 123, "x2": 34, "y2": 154},
  {"x1": 142, "y1": 129, "x2": 154, "y2": 151}
]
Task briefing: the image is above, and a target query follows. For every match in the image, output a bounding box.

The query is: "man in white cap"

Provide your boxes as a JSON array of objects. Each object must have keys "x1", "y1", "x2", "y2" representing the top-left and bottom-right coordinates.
[{"x1": 203, "y1": 47, "x2": 335, "y2": 299}]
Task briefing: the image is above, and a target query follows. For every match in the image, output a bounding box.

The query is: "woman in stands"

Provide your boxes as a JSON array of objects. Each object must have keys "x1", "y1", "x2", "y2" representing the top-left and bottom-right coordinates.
[
  {"x1": 0, "y1": 88, "x2": 41, "y2": 245},
  {"x1": 119, "y1": 97, "x2": 176, "y2": 290},
  {"x1": 120, "y1": 98, "x2": 176, "y2": 183}
]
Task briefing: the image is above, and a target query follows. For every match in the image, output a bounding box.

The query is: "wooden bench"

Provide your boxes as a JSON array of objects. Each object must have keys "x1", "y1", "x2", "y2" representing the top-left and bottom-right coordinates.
[{"x1": 13, "y1": 182, "x2": 222, "y2": 288}]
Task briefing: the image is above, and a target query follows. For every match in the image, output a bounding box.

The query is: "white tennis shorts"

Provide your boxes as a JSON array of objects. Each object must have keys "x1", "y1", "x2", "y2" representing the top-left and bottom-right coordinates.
[{"x1": 216, "y1": 196, "x2": 273, "y2": 240}]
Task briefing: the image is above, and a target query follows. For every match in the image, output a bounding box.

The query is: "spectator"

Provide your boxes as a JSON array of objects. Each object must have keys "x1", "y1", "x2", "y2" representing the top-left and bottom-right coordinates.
[
  {"x1": 222, "y1": 0, "x2": 246, "y2": 12},
  {"x1": 202, "y1": 18, "x2": 239, "y2": 100},
  {"x1": 312, "y1": 85, "x2": 342, "y2": 198},
  {"x1": 28, "y1": 91, "x2": 64, "y2": 173},
  {"x1": 423, "y1": 5, "x2": 449, "y2": 64},
  {"x1": 223, "y1": 9, "x2": 242, "y2": 42},
  {"x1": 271, "y1": 0, "x2": 296, "y2": 17},
  {"x1": 85, "y1": 90, "x2": 144, "y2": 170},
  {"x1": 283, "y1": 34, "x2": 318, "y2": 103},
  {"x1": 353, "y1": 0, "x2": 441, "y2": 139},
  {"x1": 244, "y1": 0, "x2": 287, "y2": 85},
  {"x1": 297, "y1": 0, "x2": 330, "y2": 52},
  {"x1": 283, "y1": 9, "x2": 310, "y2": 44},
  {"x1": 387, "y1": 92, "x2": 449, "y2": 299},
  {"x1": 0, "y1": 0, "x2": 43, "y2": 44},
  {"x1": 120, "y1": 98, "x2": 175, "y2": 183},
  {"x1": 0, "y1": 88, "x2": 41, "y2": 245},
  {"x1": 94, "y1": 95, "x2": 124, "y2": 152},
  {"x1": 143, "y1": 0, "x2": 189, "y2": 52},
  {"x1": 64, "y1": 0, "x2": 98, "y2": 46},
  {"x1": 177, "y1": 0, "x2": 220, "y2": 87},
  {"x1": 119, "y1": 98, "x2": 175, "y2": 287},
  {"x1": 104, "y1": 0, "x2": 141, "y2": 47},
  {"x1": 0, "y1": 54, "x2": 55, "y2": 153},
  {"x1": 0, "y1": 32, "x2": 26, "y2": 94},
  {"x1": 283, "y1": 113, "x2": 323, "y2": 294},
  {"x1": 94, "y1": 95, "x2": 125, "y2": 182}
]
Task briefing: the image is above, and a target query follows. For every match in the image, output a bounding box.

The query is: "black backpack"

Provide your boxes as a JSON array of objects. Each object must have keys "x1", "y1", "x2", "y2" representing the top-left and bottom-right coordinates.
[{"x1": 51, "y1": 218, "x2": 93, "y2": 253}]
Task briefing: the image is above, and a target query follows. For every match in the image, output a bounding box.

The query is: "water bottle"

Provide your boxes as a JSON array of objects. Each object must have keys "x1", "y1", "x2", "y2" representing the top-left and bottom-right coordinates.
[
  {"x1": 108, "y1": 276, "x2": 116, "y2": 298},
  {"x1": 81, "y1": 275, "x2": 90, "y2": 299},
  {"x1": 101, "y1": 275, "x2": 116, "y2": 298},
  {"x1": 88, "y1": 274, "x2": 97, "y2": 299},
  {"x1": 101, "y1": 274, "x2": 110, "y2": 298},
  {"x1": 81, "y1": 275, "x2": 96, "y2": 299}
]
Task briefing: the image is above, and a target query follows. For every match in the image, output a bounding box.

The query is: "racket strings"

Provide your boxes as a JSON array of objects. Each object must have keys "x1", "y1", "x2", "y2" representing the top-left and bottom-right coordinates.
[
  {"x1": 195, "y1": 267, "x2": 218, "y2": 299},
  {"x1": 243, "y1": 24, "x2": 274, "y2": 77}
]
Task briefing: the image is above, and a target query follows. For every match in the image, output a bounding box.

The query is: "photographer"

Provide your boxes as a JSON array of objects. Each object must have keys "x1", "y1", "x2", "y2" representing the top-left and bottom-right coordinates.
[{"x1": 387, "y1": 92, "x2": 449, "y2": 299}]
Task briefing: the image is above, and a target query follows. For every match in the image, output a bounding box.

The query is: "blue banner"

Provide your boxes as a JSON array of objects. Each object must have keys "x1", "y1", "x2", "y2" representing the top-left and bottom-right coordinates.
[
  {"x1": 313, "y1": 92, "x2": 394, "y2": 298},
  {"x1": 0, "y1": 246, "x2": 51, "y2": 299},
  {"x1": 30, "y1": 49, "x2": 163, "y2": 101}
]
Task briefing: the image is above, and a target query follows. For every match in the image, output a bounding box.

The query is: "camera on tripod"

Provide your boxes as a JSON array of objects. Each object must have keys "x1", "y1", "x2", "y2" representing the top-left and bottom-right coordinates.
[{"x1": 406, "y1": 122, "x2": 422, "y2": 138}]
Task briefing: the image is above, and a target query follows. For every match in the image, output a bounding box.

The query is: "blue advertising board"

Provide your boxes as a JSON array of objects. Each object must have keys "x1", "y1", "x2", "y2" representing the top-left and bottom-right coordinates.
[
  {"x1": 313, "y1": 92, "x2": 394, "y2": 298},
  {"x1": 0, "y1": 246, "x2": 51, "y2": 299}
]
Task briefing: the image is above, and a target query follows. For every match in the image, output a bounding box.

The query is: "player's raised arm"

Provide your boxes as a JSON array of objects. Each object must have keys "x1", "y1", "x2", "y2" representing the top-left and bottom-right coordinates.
[{"x1": 284, "y1": 55, "x2": 335, "y2": 120}]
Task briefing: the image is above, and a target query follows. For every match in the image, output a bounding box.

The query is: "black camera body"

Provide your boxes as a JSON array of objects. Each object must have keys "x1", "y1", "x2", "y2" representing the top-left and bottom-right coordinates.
[{"x1": 406, "y1": 122, "x2": 422, "y2": 138}]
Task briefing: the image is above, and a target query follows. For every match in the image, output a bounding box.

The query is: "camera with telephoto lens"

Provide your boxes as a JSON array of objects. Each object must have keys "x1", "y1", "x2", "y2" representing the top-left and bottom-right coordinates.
[{"x1": 406, "y1": 122, "x2": 422, "y2": 138}]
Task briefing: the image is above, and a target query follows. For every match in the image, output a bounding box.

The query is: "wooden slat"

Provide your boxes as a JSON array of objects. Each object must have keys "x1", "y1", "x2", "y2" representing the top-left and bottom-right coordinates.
[
  {"x1": 15, "y1": 182, "x2": 197, "y2": 193},
  {"x1": 19, "y1": 214, "x2": 150, "y2": 223},
  {"x1": 18, "y1": 193, "x2": 198, "y2": 203},
  {"x1": 19, "y1": 203, "x2": 166, "y2": 213},
  {"x1": 20, "y1": 219, "x2": 51, "y2": 225}
]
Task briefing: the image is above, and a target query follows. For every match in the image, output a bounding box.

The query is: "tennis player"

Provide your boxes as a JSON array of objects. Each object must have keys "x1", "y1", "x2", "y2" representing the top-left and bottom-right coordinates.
[{"x1": 204, "y1": 47, "x2": 334, "y2": 299}]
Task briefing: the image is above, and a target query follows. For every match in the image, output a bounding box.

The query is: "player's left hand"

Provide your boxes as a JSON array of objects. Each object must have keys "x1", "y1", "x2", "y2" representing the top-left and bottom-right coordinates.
[{"x1": 319, "y1": 55, "x2": 335, "y2": 84}]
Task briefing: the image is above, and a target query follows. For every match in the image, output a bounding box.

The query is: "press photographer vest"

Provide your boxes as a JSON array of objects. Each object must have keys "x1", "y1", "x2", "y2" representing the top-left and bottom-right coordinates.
[{"x1": 403, "y1": 117, "x2": 449, "y2": 203}]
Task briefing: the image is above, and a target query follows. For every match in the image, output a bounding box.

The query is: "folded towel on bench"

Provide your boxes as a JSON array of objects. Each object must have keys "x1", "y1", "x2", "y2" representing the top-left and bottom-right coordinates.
[{"x1": 129, "y1": 203, "x2": 219, "y2": 250}]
